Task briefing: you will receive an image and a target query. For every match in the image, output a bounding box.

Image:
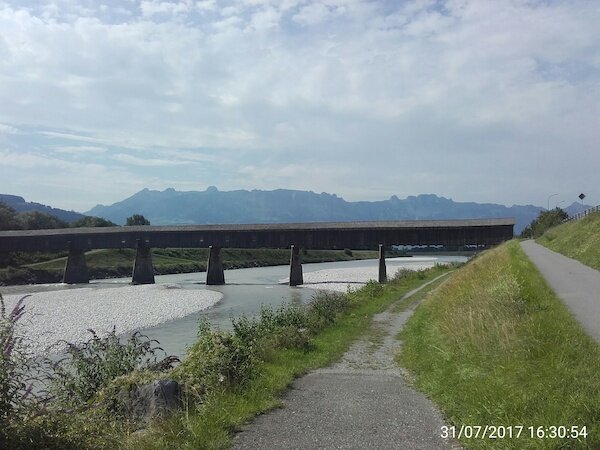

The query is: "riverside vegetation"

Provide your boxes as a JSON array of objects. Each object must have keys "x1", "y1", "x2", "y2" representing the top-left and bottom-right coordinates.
[
  {"x1": 399, "y1": 241, "x2": 600, "y2": 449},
  {"x1": 0, "y1": 264, "x2": 452, "y2": 449},
  {"x1": 537, "y1": 211, "x2": 600, "y2": 271}
]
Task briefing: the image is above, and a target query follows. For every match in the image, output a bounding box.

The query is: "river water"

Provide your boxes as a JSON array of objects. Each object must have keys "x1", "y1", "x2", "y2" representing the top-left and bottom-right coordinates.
[{"x1": 3, "y1": 255, "x2": 467, "y2": 359}]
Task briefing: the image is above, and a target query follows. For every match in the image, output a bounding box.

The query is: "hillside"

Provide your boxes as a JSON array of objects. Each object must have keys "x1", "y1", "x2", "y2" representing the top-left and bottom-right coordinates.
[
  {"x1": 0, "y1": 194, "x2": 84, "y2": 223},
  {"x1": 537, "y1": 211, "x2": 600, "y2": 271},
  {"x1": 85, "y1": 187, "x2": 576, "y2": 234}
]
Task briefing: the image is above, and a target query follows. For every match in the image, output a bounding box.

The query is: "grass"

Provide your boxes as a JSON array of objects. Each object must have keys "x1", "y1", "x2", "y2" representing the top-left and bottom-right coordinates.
[
  {"x1": 121, "y1": 264, "x2": 454, "y2": 450},
  {"x1": 399, "y1": 240, "x2": 600, "y2": 449},
  {"x1": 537, "y1": 211, "x2": 600, "y2": 271}
]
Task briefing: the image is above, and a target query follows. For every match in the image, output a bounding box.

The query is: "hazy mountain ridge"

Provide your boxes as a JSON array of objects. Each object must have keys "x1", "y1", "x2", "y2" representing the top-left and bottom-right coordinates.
[
  {"x1": 85, "y1": 187, "x2": 589, "y2": 234},
  {"x1": 0, "y1": 194, "x2": 84, "y2": 223}
]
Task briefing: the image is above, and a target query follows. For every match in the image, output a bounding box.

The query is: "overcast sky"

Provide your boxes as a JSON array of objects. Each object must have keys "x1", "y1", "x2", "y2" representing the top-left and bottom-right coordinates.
[{"x1": 0, "y1": 0, "x2": 598, "y2": 212}]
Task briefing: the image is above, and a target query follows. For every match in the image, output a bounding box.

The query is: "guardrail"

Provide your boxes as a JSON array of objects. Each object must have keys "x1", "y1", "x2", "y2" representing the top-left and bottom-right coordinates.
[{"x1": 567, "y1": 205, "x2": 600, "y2": 222}]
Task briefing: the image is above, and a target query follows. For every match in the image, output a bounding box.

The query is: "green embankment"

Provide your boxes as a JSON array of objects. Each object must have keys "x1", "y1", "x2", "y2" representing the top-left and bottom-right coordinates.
[
  {"x1": 537, "y1": 211, "x2": 600, "y2": 271},
  {"x1": 123, "y1": 265, "x2": 453, "y2": 450},
  {"x1": 399, "y1": 240, "x2": 600, "y2": 449},
  {"x1": 0, "y1": 248, "x2": 379, "y2": 285}
]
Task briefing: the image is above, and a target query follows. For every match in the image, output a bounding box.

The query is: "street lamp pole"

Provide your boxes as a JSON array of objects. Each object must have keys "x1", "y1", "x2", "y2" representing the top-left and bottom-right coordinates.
[{"x1": 547, "y1": 193, "x2": 559, "y2": 210}]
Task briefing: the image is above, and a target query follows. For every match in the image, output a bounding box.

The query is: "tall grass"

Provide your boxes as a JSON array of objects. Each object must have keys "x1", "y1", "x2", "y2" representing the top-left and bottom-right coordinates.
[
  {"x1": 400, "y1": 241, "x2": 600, "y2": 449},
  {"x1": 537, "y1": 211, "x2": 600, "y2": 271}
]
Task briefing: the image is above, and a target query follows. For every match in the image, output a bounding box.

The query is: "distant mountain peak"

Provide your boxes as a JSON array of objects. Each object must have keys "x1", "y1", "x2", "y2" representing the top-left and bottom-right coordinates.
[{"x1": 83, "y1": 187, "x2": 551, "y2": 233}]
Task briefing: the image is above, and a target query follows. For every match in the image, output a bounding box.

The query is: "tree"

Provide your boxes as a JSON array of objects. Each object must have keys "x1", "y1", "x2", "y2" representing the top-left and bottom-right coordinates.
[
  {"x1": 0, "y1": 203, "x2": 23, "y2": 231},
  {"x1": 520, "y1": 207, "x2": 569, "y2": 239},
  {"x1": 19, "y1": 211, "x2": 68, "y2": 230},
  {"x1": 71, "y1": 216, "x2": 117, "y2": 228},
  {"x1": 125, "y1": 214, "x2": 151, "y2": 226}
]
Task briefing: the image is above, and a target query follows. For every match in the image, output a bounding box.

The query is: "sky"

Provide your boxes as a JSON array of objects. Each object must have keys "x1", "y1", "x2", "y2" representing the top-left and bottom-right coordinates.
[{"x1": 0, "y1": 0, "x2": 599, "y2": 213}]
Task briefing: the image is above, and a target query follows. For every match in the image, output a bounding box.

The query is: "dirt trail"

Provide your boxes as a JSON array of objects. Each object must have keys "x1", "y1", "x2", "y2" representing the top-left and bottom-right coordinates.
[{"x1": 233, "y1": 274, "x2": 458, "y2": 450}]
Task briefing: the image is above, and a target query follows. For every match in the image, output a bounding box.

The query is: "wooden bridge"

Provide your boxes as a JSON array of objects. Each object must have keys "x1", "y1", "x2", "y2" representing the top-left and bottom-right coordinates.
[{"x1": 0, "y1": 218, "x2": 515, "y2": 286}]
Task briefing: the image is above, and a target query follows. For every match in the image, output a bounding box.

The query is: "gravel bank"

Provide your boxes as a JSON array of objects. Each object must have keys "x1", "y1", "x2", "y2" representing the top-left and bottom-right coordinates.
[
  {"x1": 2, "y1": 284, "x2": 222, "y2": 357},
  {"x1": 299, "y1": 257, "x2": 439, "y2": 292}
]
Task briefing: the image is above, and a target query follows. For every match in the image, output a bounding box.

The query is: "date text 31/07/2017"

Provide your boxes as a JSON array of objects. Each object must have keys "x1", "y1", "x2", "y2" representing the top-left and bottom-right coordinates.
[{"x1": 441, "y1": 425, "x2": 588, "y2": 440}]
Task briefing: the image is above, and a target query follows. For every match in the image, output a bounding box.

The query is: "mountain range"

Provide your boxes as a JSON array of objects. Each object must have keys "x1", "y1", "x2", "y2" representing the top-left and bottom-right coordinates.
[
  {"x1": 82, "y1": 187, "x2": 589, "y2": 234},
  {"x1": 1, "y1": 188, "x2": 588, "y2": 235}
]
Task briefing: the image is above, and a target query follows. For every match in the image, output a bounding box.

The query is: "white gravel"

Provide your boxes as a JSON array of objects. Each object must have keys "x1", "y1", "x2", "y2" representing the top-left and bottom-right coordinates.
[
  {"x1": 298, "y1": 258, "x2": 440, "y2": 293},
  {"x1": 2, "y1": 284, "x2": 222, "y2": 357}
]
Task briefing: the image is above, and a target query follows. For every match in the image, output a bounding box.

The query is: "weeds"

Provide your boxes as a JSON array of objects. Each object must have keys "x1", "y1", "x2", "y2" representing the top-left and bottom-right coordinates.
[{"x1": 51, "y1": 328, "x2": 179, "y2": 407}]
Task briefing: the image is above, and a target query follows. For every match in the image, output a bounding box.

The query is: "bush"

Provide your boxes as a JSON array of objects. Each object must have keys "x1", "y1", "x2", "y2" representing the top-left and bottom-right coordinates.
[
  {"x1": 177, "y1": 319, "x2": 256, "y2": 394},
  {"x1": 51, "y1": 328, "x2": 178, "y2": 407},
  {"x1": 306, "y1": 291, "x2": 350, "y2": 333},
  {"x1": 520, "y1": 207, "x2": 569, "y2": 238}
]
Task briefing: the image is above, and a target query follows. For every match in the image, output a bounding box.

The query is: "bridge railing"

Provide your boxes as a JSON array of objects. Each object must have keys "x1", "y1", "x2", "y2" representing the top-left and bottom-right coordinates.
[{"x1": 566, "y1": 205, "x2": 600, "y2": 222}]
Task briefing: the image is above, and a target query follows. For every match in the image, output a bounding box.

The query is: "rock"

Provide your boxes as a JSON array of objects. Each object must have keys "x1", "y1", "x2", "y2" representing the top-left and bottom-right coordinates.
[{"x1": 127, "y1": 380, "x2": 182, "y2": 422}]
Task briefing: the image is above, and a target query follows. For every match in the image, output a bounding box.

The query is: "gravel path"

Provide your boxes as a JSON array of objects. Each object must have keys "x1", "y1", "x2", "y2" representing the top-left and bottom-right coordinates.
[
  {"x1": 2, "y1": 284, "x2": 222, "y2": 356},
  {"x1": 521, "y1": 240, "x2": 600, "y2": 343},
  {"x1": 232, "y1": 274, "x2": 457, "y2": 450}
]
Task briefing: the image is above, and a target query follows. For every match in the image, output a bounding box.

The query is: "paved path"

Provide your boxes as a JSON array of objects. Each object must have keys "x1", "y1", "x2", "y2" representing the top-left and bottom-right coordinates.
[
  {"x1": 232, "y1": 276, "x2": 457, "y2": 450},
  {"x1": 521, "y1": 240, "x2": 600, "y2": 343}
]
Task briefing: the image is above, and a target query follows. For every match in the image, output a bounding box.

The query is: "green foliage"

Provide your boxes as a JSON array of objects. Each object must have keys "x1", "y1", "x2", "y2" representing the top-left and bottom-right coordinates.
[
  {"x1": 0, "y1": 201, "x2": 71, "y2": 231},
  {"x1": 176, "y1": 318, "x2": 257, "y2": 394},
  {"x1": 306, "y1": 291, "x2": 350, "y2": 333},
  {"x1": 125, "y1": 214, "x2": 151, "y2": 226},
  {"x1": 538, "y1": 211, "x2": 600, "y2": 271},
  {"x1": 0, "y1": 202, "x2": 23, "y2": 231},
  {"x1": 400, "y1": 241, "x2": 600, "y2": 449},
  {"x1": 51, "y1": 328, "x2": 178, "y2": 407},
  {"x1": 0, "y1": 294, "x2": 34, "y2": 426},
  {"x1": 71, "y1": 216, "x2": 117, "y2": 228},
  {"x1": 520, "y1": 207, "x2": 568, "y2": 238},
  {"x1": 19, "y1": 210, "x2": 69, "y2": 230}
]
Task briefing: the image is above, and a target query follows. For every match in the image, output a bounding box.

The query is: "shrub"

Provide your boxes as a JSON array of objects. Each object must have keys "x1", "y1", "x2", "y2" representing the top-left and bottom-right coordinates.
[
  {"x1": 306, "y1": 291, "x2": 350, "y2": 333},
  {"x1": 51, "y1": 328, "x2": 178, "y2": 407},
  {"x1": 177, "y1": 319, "x2": 256, "y2": 393}
]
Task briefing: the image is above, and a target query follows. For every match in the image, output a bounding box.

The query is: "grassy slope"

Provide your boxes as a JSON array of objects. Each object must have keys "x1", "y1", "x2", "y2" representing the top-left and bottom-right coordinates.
[
  {"x1": 124, "y1": 265, "x2": 453, "y2": 450},
  {"x1": 399, "y1": 241, "x2": 600, "y2": 449},
  {"x1": 537, "y1": 211, "x2": 600, "y2": 271}
]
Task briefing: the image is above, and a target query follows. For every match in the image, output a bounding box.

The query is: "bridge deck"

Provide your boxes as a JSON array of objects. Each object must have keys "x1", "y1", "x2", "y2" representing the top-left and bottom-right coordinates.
[{"x1": 0, "y1": 218, "x2": 515, "y2": 252}]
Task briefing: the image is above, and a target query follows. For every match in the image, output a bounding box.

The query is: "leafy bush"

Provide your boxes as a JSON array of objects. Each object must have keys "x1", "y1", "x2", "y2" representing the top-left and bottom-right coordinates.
[
  {"x1": 306, "y1": 291, "x2": 349, "y2": 333},
  {"x1": 520, "y1": 207, "x2": 569, "y2": 238},
  {"x1": 177, "y1": 319, "x2": 256, "y2": 394},
  {"x1": 51, "y1": 328, "x2": 178, "y2": 407}
]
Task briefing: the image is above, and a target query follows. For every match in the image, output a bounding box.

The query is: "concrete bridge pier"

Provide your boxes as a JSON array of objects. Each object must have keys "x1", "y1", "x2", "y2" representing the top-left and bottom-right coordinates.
[
  {"x1": 289, "y1": 245, "x2": 303, "y2": 286},
  {"x1": 132, "y1": 239, "x2": 155, "y2": 285},
  {"x1": 206, "y1": 246, "x2": 225, "y2": 285},
  {"x1": 63, "y1": 242, "x2": 89, "y2": 284},
  {"x1": 378, "y1": 244, "x2": 387, "y2": 283}
]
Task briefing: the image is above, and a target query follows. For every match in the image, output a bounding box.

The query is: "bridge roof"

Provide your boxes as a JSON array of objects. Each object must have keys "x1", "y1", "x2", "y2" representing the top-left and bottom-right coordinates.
[{"x1": 0, "y1": 218, "x2": 515, "y2": 237}]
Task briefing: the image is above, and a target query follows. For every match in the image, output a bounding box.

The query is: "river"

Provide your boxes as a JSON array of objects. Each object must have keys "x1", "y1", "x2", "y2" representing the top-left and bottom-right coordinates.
[{"x1": 2, "y1": 255, "x2": 467, "y2": 359}]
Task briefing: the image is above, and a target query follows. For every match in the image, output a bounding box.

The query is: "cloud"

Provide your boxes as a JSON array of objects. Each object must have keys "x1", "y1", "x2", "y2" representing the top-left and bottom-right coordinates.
[
  {"x1": 0, "y1": 0, "x2": 598, "y2": 210},
  {"x1": 53, "y1": 145, "x2": 108, "y2": 154},
  {"x1": 0, "y1": 123, "x2": 18, "y2": 134},
  {"x1": 112, "y1": 153, "x2": 192, "y2": 167}
]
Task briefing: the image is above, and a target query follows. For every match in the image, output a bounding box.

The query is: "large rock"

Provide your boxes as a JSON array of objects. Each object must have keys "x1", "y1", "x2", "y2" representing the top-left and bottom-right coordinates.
[{"x1": 126, "y1": 380, "x2": 182, "y2": 422}]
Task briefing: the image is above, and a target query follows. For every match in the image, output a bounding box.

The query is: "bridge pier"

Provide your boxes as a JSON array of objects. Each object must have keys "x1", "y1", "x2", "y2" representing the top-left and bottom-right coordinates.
[
  {"x1": 63, "y1": 242, "x2": 89, "y2": 284},
  {"x1": 206, "y1": 246, "x2": 225, "y2": 285},
  {"x1": 378, "y1": 244, "x2": 387, "y2": 283},
  {"x1": 289, "y1": 245, "x2": 303, "y2": 286},
  {"x1": 132, "y1": 239, "x2": 155, "y2": 285}
]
